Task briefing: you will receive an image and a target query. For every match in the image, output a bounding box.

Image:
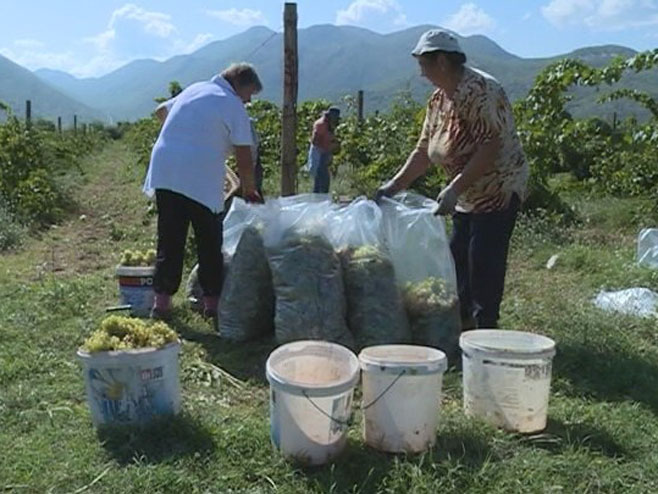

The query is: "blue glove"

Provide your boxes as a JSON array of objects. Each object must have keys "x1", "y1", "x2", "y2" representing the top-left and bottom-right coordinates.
[
  {"x1": 374, "y1": 180, "x2": 398, "y2": 203},
  {"x1": 434, "y1": 184, "x2": 458, "y2": 215}
]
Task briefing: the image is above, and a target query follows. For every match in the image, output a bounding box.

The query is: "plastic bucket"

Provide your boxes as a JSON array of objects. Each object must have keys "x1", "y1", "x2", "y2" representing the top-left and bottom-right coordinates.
[
  {"x1": 359, "y1": 345, "x2": 447, "y2": 453},
  {"x1": 460, "y1": 330, "x2": 556, "y2": 433},
  {"x1": 116, "y1": 265, "x2": 155, "y2": 316},
  {"x1": 265, "y1": 340, "x2": 359, "y2": 466},
  {"x1": 77, "y1": 341, "x2": 181, "y2": 426}
]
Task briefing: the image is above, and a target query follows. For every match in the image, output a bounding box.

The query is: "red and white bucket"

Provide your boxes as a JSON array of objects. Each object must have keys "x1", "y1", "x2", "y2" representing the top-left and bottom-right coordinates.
[{"x1": 116, "y1": 265, "x2": 155, "y2": 316}]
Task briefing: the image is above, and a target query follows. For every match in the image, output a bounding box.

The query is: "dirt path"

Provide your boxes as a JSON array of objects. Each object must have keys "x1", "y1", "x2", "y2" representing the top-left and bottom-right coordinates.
[{"x1": 1, "y1": 140, "x2": 155, "y2": 281}]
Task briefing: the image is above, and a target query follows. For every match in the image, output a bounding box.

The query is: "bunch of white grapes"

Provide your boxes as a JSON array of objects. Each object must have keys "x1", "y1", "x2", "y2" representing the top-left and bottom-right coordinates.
[
  {"x1": 119, "y1": 248, "x2": 157, "y2": 267},
  {"x1": 82, "y1": 315, "x2": 178, "y2": 352}
]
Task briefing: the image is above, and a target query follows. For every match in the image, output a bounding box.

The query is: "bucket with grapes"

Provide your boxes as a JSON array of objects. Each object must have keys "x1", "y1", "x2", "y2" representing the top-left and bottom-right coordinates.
[
  {"x1": 116, "y1": 249, "x2": 156, "y2": 316},
  {"x1": 77, "y1": 315, "x2": 181, "y2": 426}
]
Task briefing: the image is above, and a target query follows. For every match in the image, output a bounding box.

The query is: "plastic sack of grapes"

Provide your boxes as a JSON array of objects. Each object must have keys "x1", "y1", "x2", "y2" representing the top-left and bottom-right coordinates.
[
  {"x1": 263, "y1": 196, "x2": 354, "y2": 348},
  {"x1": 327, "y1": 198, "x2": 410, "y2": 349},
  {"x1": 380, "y1": 192, "x2": 461, "y2": 360},
  {"x1": 216, "y1": 198, "x2": 274, "y2": 341}
]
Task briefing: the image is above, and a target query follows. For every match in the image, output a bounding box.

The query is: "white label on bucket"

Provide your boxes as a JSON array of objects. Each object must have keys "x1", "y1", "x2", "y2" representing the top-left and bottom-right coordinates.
[
  {"x1": 524, "y1": 362, "x2": 552, "y2": 380},
  {"x1": 88, "y1": 365, "x2": 173, "y2": 424},
  {"x1": 140, "y1": 366, "x2": 163, "y2": 382}
]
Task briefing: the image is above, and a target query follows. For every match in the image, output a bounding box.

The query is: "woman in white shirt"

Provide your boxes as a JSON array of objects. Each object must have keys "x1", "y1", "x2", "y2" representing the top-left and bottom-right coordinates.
[{"x1": 143, "y1": 63, "x2": 263, "y2": 320}]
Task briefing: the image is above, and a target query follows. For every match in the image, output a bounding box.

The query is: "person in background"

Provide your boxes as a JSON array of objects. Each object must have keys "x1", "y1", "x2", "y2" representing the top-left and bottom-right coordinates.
[
  {"x1": 143, "y1": 62, "x2": 264, "y2": 320},
  {"x1": 307, "y1": 107, "x2": 341, "y2": 193},
  {"x1": 250, "y1": 118, "x2": 264, "y2": 197},
  {"x1": 376, "y1": 29, "x2": 528, "y2": 331}
]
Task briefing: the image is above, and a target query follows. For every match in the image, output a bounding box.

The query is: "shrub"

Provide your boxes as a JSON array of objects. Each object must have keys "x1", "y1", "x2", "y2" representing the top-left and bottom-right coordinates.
[{"x1": 0, "y1": 200, "x2": 25, "y2": 251}]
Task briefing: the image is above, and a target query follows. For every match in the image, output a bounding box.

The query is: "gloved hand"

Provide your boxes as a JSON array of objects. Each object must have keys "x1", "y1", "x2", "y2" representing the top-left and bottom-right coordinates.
[
  {"x1": 374, "y1": 180, "x2": 398, "y2": 203},
  {"x1": 244, "y1": 190, "x2": 264, "y2": 204},
  {"x1": 434, "y1": 184, "x2": 458, "y2": 216}
]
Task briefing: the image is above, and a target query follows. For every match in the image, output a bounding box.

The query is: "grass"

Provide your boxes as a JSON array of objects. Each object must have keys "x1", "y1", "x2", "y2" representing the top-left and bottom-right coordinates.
[{"x1": 2, "y1": 141, "x2": 658, "y2": 492}]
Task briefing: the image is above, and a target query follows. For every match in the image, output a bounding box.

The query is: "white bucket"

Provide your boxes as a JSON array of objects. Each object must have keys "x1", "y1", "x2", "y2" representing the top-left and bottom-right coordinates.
[
  {"x1": 116, "y1": 265, "x2": 155, "y2": 316},
  {"x1": 460, "y1": 330, "x2": 556, "y2": 433},
  {"x1": 77, "y1": 341, "x2": 181, "y2": 426},
  {"x1": 265, "y1": 340, "x2": 359, "y2": 466},
  {"x1": 359, "y1": 345, "x2": 447, "y2": 453}
]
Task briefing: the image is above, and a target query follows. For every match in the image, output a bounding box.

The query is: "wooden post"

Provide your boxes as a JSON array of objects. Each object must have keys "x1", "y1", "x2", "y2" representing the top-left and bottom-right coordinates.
[
  {"x1": 612, "y1": 111, "x2": 618, "y2": 130},
  {"x1": 57, "y1": 117, "x2": 62, "y2": 134},
  {"x1": 357, "y1": 90, "x2": 364, "y2": 122},
  {"x1": 74, "y1": 115, "x2": 78, "y2": 134},
  {"x1": 25, "y1": 100, "x2": 31, "y2": 127},
  {"x1": 281, "y1": 2, "x2": 298, "y2": 196}
]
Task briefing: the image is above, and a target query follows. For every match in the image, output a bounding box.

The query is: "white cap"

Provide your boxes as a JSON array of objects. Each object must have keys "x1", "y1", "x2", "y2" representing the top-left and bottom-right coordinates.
[{"x1": 412, "y1": 29, "x2": 463, "y2": 56}]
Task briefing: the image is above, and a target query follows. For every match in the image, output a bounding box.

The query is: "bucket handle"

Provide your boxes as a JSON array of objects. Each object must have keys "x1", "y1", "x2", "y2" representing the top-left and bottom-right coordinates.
[{"x1": 301, "y1": 370, "x2": 407, "y2": 426}]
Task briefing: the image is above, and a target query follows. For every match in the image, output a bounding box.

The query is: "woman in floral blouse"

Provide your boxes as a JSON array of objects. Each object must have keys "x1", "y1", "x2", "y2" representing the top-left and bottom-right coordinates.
[{"x1": 376, "y1": 29, "x2": 528, "y2": 331}]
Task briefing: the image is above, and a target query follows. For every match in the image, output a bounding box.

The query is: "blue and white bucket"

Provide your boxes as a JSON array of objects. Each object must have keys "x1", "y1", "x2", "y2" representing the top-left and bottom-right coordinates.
[
  {"x1": 266, "y1": 340, "x2": 359, "y2": 466},
  {"x1": 77, "y1": 341, "x2": 181, "y2": 426},
  {"x1": 116, "y1": 265, "x2": 155, "y2": 316}
]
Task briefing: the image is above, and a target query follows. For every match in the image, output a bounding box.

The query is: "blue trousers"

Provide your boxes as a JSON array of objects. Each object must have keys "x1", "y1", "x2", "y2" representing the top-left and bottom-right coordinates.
[
  {"x1": 450, "y1": 194, "x2": 520, "y2": 329},
  {"x1": 312, "y1": 153, "x2": 331, "y2": 193}
]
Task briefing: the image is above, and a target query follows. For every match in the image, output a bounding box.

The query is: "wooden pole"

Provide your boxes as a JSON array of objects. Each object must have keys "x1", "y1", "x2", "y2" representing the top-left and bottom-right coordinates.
[
  {"x1": 357, "y1": 90, "x2": 364, "y2": 122},
  {"x1": 25, "y1": 100, "x2": 31, "y2": 127},
  {"x1": 57, "y1": 117, "x2": 62, "y2": 134},
  {"x1": 74, "y1": 115, "x2": 78, "y2": 134},
  {"x1": 281, "y1": 2, "x2": 298, "y2": 196}
]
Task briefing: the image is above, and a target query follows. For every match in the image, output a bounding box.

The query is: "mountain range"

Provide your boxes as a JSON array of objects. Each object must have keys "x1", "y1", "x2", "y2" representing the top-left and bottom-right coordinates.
[{"x1": 1, "y1": 24, "x2": 655, "y2": 124}]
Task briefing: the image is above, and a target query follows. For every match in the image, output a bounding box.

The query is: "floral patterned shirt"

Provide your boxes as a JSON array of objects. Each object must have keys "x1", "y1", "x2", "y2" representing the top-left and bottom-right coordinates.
[{"x1": 418, "y1": 67, "x2": 528, "y2": 213}]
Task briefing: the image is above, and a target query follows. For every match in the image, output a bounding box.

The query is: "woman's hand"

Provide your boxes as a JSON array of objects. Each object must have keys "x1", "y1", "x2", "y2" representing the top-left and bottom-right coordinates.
[
  {"x1": 374, "y1": 180, "x2": 399, "y2": 203},
  {"x1": 434, "y1": 183, "x2": 458, "y2": 215}
]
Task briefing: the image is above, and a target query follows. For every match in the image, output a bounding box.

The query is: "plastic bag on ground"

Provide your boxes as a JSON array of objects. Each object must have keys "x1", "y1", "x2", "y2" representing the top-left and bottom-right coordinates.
[
  {"x1": 217, "y1": 198, "x2": 274, "y2": 341},
  {"x1": 594, "y1": 287, "x2": 658, "y2": 318},
  {"x1": 380, "y1": 192, "x2": 461, "y2": 358},
  {"x1": 327, "y1": 198, "x2": 411, "y2": 349},
  {"x1": 637, "y1": 228, "x2": 658, "y2": 268},
  {"x1": 264, "y1": 197, "x2": 354, "y2": 348}
]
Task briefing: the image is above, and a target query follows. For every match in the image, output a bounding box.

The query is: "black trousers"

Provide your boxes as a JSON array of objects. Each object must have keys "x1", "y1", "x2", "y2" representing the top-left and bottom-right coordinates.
[
  {"x1": 450, "y1": 194, "x2": 520, "y2": 329},
  {"x1": 154, "y1": 189, "x2": 223, "y2": 297}
]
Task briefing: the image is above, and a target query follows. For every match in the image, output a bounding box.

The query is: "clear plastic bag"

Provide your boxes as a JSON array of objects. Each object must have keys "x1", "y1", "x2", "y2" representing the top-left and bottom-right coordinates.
[
  {"x1": 637, "y1": 228, "x2": 658, "y2": 268},
  {"x1": 594, "y1": 287, "x2": 658, "y2": 318},
  {"x1": 380, "y1": 192, "x2": 461, "y2": 357},
  {"x1": 217, "y1": 198, "x2": 274, "y2": 341},
  {"x1": 327, "y1": 198, "x2": 411, "y2": 349},
  {"x1": 264, "y1": 197, "x2": 354, "y2": 348}
]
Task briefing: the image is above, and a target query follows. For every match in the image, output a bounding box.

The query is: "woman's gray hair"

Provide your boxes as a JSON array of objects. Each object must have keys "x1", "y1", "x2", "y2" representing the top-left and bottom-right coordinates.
[{"x1": 221, "y1": 63, "x2": 263, "y2": 93}]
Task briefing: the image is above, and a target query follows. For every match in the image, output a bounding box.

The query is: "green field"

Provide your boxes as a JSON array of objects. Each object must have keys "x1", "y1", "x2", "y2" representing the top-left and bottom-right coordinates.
[{"x1": 2, "y1": 141, "x2": 658, "y2": 493}]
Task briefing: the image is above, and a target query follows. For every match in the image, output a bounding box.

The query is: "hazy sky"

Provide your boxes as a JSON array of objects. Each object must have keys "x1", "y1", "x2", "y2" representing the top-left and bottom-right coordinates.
[{"x1": 1, "y1": 1, "x2": 657, "y2": 78}]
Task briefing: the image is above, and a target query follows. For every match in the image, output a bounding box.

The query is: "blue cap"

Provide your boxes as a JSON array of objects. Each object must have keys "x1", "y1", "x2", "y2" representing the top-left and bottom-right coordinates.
[{"x1": 412, "y1": 29, "x2": 463, "y2": 56}]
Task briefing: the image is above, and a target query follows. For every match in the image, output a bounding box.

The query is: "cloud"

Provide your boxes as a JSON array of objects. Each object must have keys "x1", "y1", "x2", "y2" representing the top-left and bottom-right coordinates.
[
  {"x1": 443, "y1": 3, "x2": 496, "y2": 35},
  {"x1": 541, "y1": 0, "x2": 595, "y2": 26},
  {"x1": 3, "y1": 4, "x2": 215, "y2": 78},
  {"x1": 74, "y1": 4, "x2": 215, "y2": 76},
  {"x1": 541, "y1": 0, "x2": 658, "y2": 30},
  {"x1": 206, "y1": 8, "x2": 267, "y2": 26},
  {"x1": 0, "y1": 44, "x2": 77, "y2": 73},
  {"x1": 336, "y1": 0, "x2": 409, "y2": 27},
  {"x1": 109, "y1": 4, "x2": 176, "y2": 37}
]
